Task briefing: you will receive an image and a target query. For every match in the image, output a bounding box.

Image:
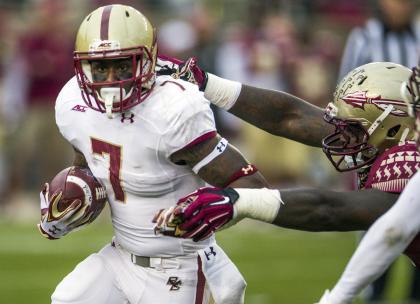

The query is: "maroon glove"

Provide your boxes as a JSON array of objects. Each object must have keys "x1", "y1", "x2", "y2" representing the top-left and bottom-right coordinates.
[
  {"x1": 156, "y1": 54, "x2": 208, "y2": 91},
  {"x1": 176, "y1": 187, "x2": 239, "y2": 242}
]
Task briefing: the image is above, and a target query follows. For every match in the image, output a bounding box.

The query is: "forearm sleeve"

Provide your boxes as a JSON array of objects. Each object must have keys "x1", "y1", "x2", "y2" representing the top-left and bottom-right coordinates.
[{"x1": 329, "y1": 171, "x2": 420, "y2": 303}]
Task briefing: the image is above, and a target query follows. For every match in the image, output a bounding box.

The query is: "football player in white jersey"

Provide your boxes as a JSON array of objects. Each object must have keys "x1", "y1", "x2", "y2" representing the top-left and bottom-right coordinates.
[
  {"x1": 37, "y1": 4, "x2": 272, "y2": 304},
  {"x1": 313, "y1": 64, "x2": 420, "y2": 304}
]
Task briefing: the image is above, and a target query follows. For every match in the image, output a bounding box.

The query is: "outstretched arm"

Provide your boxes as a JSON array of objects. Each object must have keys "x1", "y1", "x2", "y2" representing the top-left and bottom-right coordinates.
[
  {"x1": 229, "y1": 85, "x2": 332, "y2": 147},
  {"x1": 276, "y1": 188, "x2": 397, "y2": 231},
  {"x1": 223, "y1": 187, "x2": 396, "y2": 232},
  {"x1": 154, "y1": 186, "x2": 397, "y2": 241},
  {"x1": 156, "y1": 55, "x2": 333, "y2": 147}
]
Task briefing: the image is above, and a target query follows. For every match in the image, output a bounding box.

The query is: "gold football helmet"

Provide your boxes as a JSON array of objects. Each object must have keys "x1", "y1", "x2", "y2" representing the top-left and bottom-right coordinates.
[
  {"x1": 322, "y1": 62, "x2": 415, "y2": 171},
  {"x1": 74, "y1": 5, "x2": 157, "y2": 118}
]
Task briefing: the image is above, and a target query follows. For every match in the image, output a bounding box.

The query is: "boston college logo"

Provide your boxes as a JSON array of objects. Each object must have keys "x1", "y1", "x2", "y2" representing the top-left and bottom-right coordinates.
[
  {"x1": 167, "y1": 277, "x2": 182, "y2": 291},
  {"x1": 341, "y1": 91, "x2": 407, "y2": 117},
  {"x1": 72, "y1": 105, "x2": 88, "y2": 112}
]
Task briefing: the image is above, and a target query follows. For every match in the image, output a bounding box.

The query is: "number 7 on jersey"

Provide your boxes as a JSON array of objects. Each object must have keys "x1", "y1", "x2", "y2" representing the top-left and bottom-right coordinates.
[{"x1": 91, "y1": 138, "x2": 126, "y2": 203}]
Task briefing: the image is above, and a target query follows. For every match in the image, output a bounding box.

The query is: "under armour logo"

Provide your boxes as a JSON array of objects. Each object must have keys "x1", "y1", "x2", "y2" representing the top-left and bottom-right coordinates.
[
  {"x1": 204, "y1": 246, "x2": 217, "y2": 261},
  {"x1": 72, "y1": 105, "x2": 88, "y2": 112},
  {"x1": 167, "y1": 276, "x2": 182, "y2": 291},
  {"x1": 241, "y1": 165, "x2": 254, "y2": 175},
  {"x1": 121, "y1": 113, "x2": 135, "y2": 123},
  {"x1": 216, "y1": 141, "x2": 226, "y2": 153},
  {"x1": 48, "y1": 225, "x2": 61, "y2": 235}
]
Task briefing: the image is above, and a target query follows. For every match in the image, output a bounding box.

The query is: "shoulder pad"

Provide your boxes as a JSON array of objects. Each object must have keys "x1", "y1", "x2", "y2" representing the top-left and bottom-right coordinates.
[{"x1": 365, "y1": 142, "x2": 420, "y2": 193}]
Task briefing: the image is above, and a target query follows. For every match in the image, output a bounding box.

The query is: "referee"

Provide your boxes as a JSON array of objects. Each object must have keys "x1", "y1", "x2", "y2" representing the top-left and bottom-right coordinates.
[
  {"x1": 338, "y1": 0, "x2": 420, "y2": 303},
  {"x1": 339, "y1": 0, "x2": 420, "y2": 80}
]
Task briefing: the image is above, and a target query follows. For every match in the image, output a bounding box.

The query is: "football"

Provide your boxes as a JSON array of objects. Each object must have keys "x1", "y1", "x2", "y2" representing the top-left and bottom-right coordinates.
[{"x1": 48, "y1": 166, "x2": 107, "y2": 223}]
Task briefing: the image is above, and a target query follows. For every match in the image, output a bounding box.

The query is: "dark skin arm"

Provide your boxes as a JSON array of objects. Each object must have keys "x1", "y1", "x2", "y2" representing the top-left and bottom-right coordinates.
[
  {"x1": 275, "y1": 188, "x2": 397, "y2": 231},
  {"x1": 229, "y1": 85, "x2": 334, "y2": 147},
  {"x1": 171, "y1": 134, "x2": 269, "y2": 188}
]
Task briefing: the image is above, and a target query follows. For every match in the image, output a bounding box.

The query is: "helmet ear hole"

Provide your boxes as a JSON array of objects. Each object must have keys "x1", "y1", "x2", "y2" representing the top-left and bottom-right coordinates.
[{"x1": 387, "y1": 125, "x2": 401, "y2": 137}]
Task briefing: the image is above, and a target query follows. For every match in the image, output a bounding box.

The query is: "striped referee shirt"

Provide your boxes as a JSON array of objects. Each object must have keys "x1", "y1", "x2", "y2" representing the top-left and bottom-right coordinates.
[{"x1": 338, "y1": 18, "x2": 420, "y2": 80}]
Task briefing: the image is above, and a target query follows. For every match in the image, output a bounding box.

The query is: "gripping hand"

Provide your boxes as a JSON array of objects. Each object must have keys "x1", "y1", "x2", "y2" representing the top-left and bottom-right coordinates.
[
  {"x1": 156, "y1": 54, "x2": 208, "y2": 91},
  {"x1": 152, "y1": 206, "x2": 186, "y2": 238},
  {"x1": 154, "y1": 187, "x2": 239, "y2": 242},
  {"x1": 37, "y1": 183, "x2": 87, "y2": 240}
]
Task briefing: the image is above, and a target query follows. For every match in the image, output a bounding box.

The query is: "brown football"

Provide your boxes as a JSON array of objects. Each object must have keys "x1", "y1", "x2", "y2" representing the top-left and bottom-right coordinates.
[{"x1": 48, "y1": 166, "x2": 107, "y2": 222}]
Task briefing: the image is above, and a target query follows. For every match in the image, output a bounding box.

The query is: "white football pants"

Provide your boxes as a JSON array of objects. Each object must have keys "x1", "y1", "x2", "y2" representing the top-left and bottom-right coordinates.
[{"x1": 51, "y1": 241, "x2": 246, "y2": 304}]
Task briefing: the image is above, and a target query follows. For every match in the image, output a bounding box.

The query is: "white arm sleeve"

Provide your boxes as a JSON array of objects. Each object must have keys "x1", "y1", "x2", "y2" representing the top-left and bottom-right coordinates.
[
  {"x1": 328, "y1": 171, "x2": 420, "y2": 304},
  {"x1": 204, "y1": 73, "x2": 242, "y2": 110}
]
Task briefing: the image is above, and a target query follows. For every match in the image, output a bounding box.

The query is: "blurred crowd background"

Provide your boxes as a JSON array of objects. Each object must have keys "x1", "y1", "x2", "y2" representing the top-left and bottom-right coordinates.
[{"x1": 0, "y1": 0, "x2": 418, "y2": 210}]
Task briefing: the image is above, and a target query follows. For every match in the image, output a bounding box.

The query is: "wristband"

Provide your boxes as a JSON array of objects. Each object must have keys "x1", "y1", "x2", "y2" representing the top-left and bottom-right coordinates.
[
  {"x1": 234, "y1": 188, "x2": 283, "y2": 223},
  {"x1": 224, "y1": 164, "x2": 258, "y2": 187},
  {"x1": 204, "y1": 73, "x2": 242, "y2": 110}
]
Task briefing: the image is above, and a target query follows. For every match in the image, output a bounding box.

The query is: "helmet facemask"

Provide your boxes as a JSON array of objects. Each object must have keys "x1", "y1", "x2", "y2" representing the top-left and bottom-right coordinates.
[
  {"x1": 322, "y1": 103, "x2": 377, "y2": 171},
  {"x1": 74, "y1": 44, "x2": 156, "y2": 118}
]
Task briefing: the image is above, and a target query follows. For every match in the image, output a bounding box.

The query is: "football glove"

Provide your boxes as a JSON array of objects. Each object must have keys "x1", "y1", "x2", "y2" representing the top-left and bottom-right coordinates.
[
  {"x1": 37, "y1": 183, "x2": 90, "y2": 240},
  {"x1": 156, "y1": 54, "x2": 208, "y2": 91},
  {"x1": 152, "y1": 206, "x2": 186, "y2": 237},
  {"x1": 154, "y1": 187, "x2": 239, "y2": 242}
]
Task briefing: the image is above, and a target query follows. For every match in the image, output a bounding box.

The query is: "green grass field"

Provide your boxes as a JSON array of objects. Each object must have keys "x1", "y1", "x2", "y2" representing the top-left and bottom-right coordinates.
[{"x1": 0, "y1": 217, "x2": 414, "y2": 304}]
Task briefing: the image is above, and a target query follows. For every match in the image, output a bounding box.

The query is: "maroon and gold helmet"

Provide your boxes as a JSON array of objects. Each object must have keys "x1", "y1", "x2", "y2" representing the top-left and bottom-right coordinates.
[
  {"x1": 74, "y1": 5, "x2": 157, "y2": 118},
  {"x1": 322, "y1": 62, "x2": 415, "y2": 172}
]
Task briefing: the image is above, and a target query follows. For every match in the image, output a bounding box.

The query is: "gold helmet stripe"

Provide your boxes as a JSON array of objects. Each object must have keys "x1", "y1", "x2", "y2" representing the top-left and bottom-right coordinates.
[{"x1": 100, "y1": 5, "x2": 113, "y2": 40}]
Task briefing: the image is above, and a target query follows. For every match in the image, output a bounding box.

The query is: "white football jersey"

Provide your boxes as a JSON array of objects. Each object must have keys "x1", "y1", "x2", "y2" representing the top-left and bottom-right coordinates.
[{"x1": 55, "y1": 75, "x2": 216, "y2": 257}]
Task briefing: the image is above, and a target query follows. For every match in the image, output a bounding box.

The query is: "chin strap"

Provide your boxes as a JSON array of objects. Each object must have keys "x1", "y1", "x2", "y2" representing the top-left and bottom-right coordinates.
[
  {"x1": 100, "y1": 88, "x2": 121, "y2": 119},
  {"x1": 367, "y1": 105, "x2": 394, "y2": 135},
  {"x1": 104, "y1": 97, "x2": 114, "y2": 119},
  {"x1": 399, "y1": 127, "x2": 410, "y2": 145}
]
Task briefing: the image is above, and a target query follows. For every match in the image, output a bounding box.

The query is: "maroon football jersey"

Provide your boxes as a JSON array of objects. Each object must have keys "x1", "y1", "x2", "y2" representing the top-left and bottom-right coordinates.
[{"x1": 363, "y1": 141, "x2": 420, "y2": 266}]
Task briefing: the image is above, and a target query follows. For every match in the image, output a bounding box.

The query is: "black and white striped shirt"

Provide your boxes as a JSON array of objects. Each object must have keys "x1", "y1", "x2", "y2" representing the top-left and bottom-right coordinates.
[{"x1": 338, "y1": 18, "x2": 420, "y2": 80}]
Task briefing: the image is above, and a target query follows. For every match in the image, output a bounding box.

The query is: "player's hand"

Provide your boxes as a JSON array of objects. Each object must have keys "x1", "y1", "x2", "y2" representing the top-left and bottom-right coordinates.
[
  {"x1": 178, "y1": 187, "x2": 240, "y2": 241},
  {"x1": 154, "y1": 187, "x2": 239, "y2": 242},
  {"x1": 37, "y1": 183, "x2": 88, "y2": 240},
  {"x1": 156, "y1": 54, "x2": 208, "y2": 91},
  {"x1": 153, "y1": 206, "x2": 186, "y2": 237}
]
